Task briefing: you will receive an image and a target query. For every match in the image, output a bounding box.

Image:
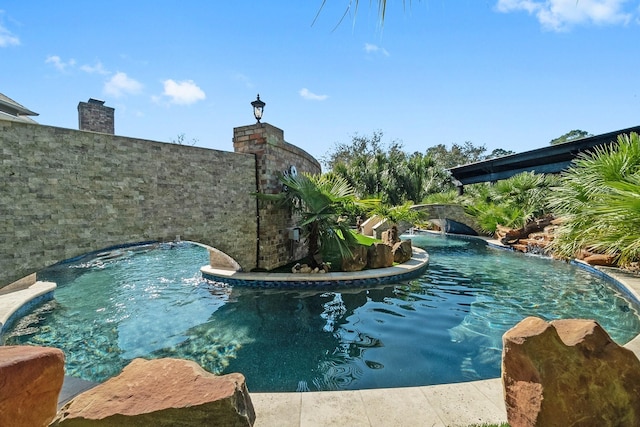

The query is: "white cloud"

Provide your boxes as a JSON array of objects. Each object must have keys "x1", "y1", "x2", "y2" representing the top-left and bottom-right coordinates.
[
  {"x1": 45, "y1": 55, "x2": 76, "y2": 72},
  {"x1": 496, "y1": 0, "x2": 633, "y2": 31},
  {"x1": 299, "y1": 88, "x2": 329, "y2": 101},
  {"x1": 364, "y1": 43, "x2": 390, "y2": 56},
  {"x1": 161, "y1": 79, "x2": 206, "y2": 105},
  {"x1": 0, "y1": 11, "x2": 19, "y2": 47},
  {"x1": 81, "y1": 61, "x2": 109, "y2": 75},
  {"x1": 104, "y1": 72, "x2": 143, "y2": 97},
  {"x1": 0, "y1": 25, "x2": 19, "y2": 47}
]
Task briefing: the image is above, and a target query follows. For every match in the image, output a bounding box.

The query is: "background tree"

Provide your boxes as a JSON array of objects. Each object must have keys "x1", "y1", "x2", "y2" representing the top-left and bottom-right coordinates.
[
  {"x1": 423, "y1": 141, "x2": 505, "y2": 194},
  {"x1": 323, "y1": 131, "x2": 421, "y2": 204},
  {"x1": 324, "y1": 132, "x2": 514, "y2": 205},
  {"x1": 425, "y1": 141, "x2": 487, "y2": 168},
  {"x1": 549, "y1": 129, "x2": 592, "y2": 145},
  {"x1": 487, "y1": 148, "x2": 515, "y2": 159}
]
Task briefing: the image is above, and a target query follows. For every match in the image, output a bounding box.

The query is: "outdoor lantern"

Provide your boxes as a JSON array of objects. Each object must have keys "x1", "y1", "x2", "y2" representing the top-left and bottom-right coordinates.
[{"x1": 251, "y1": 94, "x2": 265, "y2": 123}]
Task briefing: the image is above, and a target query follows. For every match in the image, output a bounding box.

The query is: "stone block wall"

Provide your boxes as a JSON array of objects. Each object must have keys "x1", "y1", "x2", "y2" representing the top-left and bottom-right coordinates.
[
  {"x1": 77, "y1": 99, "x2": 115, "y2": 134},
  {"x1": 234, "y1": 123, "x2": 321, "y2": 270},
  {"x1": 1, "y1": 119, "x2": 257, "y2": 288}
]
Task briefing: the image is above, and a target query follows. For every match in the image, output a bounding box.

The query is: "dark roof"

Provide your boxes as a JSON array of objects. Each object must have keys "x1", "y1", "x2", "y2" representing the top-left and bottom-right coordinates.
[
  {"x1": 448, "y1": 125, "x2": 640, "y2": 186},
  {"x1": 0, "y1": 92, "x2": 39, "y2": 118}
]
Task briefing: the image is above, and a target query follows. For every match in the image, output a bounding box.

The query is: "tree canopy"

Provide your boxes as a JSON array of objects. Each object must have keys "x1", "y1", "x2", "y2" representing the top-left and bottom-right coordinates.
[
  {"x1": 549, "y1": 129, "x2": 592, "y2": 145},
  {"x1": 323, "y1": 132, "x2": 514, "y2": 206}
]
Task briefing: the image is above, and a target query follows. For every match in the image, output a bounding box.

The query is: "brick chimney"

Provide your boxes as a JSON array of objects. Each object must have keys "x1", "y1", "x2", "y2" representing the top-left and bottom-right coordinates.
[{"x1": 78, "y1": 98, "x2": 114, "y2": 134}]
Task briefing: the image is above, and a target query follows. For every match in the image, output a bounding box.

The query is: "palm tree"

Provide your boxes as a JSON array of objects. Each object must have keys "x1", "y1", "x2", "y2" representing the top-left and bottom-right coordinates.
[
  {"x1": 260, "y1": 172, "x2": 378, "y2": 268},
  {"x1": 317, "y1": 0, "x2": 397, "y2": 24},
  {"x1": 548, "y1": 132, "x2": 640, "y2": 266}
]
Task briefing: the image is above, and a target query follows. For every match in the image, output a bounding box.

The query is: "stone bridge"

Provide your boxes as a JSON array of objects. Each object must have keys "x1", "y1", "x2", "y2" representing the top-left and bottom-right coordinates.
[
  {"x1": 412, "y1": 203, "x2": 482, "y2": 235},
  {"x1": 362, "y1": 203, "x2": 483, "y2": 238}
]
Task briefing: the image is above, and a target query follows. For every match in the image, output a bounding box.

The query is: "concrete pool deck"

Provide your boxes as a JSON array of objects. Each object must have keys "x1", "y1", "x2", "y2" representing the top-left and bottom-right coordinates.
[{"x1": 4, "y1": 245, "x2": 640, "y2": 426}]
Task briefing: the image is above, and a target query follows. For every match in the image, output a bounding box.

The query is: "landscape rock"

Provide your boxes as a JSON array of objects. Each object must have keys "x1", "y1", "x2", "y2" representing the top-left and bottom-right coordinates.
[
  {"x1": 392, "y1": 240, "x2": 413, "y2": 264},
  {"x1": 495, "y1": 216, "x2": 556, "y2": 254},
  {"x1": 299, "y1": 264, "x2": 313, "y2": 274},
  {"x1": 0, "y1": 345, "x2": 65, "y2": 427},
  {"x1": 584, "y1": 253, "x2": 617, "y2": 266},
  {"x1": 52, "y1": 358, "x2": 255, "y2": 426},
  {"x1": 367, "y1": 242, "x2": 394, "y2": 269},
  {"x1": 341, "y1": 245, "x2": 368, "y2": 272},
  {"x1": 382, "y1": 225, "x2": 401, "y2": 246},
  {"x1": 499, "y1": 215, "x2": 554, "y2": 245},
  {"x1": 502, "y1": 316, "x2": 640, "y2": 427}
]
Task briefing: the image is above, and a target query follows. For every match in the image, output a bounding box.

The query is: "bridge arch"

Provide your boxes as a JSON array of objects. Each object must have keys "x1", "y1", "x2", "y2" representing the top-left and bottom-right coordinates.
[
  {"x1": 412, "y1": 204, "x2": 482, "y2": 235},
  {"x1": 362, "y1": 204, "x2": 483, "y2": 239}
]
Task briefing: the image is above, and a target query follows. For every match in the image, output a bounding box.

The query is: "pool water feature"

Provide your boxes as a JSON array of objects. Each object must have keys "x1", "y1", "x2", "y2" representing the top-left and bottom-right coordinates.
[{"x1": 3, "y1": 236, "x2": 640, "y2": 392}]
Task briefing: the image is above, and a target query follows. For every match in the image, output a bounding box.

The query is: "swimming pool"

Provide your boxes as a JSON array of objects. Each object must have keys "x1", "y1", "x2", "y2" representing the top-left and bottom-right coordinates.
[{"x1": 4, "y1": 235, "x2": 640, "y2": 392}]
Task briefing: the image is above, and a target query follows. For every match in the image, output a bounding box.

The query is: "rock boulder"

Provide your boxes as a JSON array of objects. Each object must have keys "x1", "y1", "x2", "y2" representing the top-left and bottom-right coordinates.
[
  {"x1": 52, "y1": 358, "x2": 255, "y2": 426},
  {"x1": 583, "y1": 253, "x2": 617, "y2": 266},
  {"x1": 341, "y1": 245, "x2": 368, "y2": 272},
  {"x1": 392, "y1": 240, "x2": 412, "y2": 264},
  {"x1": 367, "y1": 242, "x2": 394, "y2": 269},
  {"x1": 0, "y1": 345, "x2": 65, "y2": 427},
  {"x1": 381, "y1": 225, "x2": 401, "y2": 246},
  {"x1": 502, "y1": 316, "x2": 640, "y2": 427}
]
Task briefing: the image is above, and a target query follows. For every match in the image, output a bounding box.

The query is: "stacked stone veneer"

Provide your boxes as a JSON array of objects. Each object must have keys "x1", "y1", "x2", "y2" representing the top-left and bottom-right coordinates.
[
  {"x1": 77, "y1": 98, "x2": 114, "y2": 134},
  {"x1": 0, "y1": 119, "x2": 258, "y2": 288},
  {"x1": 233, "y1": 123, "x2": 321, "y2": 270}
]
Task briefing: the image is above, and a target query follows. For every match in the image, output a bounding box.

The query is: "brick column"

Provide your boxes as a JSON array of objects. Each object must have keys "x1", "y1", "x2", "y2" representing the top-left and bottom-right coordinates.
[
  {"x1": 78, "y1": 98, "x2": 114, "y2": 134},
  {"x1": 233, "y1": 123, "x2": 321, "y2": 270}
]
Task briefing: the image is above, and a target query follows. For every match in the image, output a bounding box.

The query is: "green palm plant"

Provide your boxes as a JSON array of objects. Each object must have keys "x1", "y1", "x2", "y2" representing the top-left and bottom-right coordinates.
[
  {"x1": 462, "y1": 172, "x2": 556, "y2": 234},
  {"x1": 548, "y1": 132, "x2": 640, "y2": 266},
  {"x1": 421, "y1": 189, "x2": 459, "y2": 204},
  {"x1": 260, "y1": 172, "x2": 379, "y2": 268},
  {"x1": 370, "y1": 201, "x2": 426, "y2": 234}
]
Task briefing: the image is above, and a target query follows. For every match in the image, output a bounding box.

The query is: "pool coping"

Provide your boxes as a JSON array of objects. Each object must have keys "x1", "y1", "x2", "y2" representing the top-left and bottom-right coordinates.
[
  {"x1": 200, "y1": 247, "x2": 429, "y2": 288},
  {"x1": 0, "y1": 281, "x2": 56, "y2": 336}
]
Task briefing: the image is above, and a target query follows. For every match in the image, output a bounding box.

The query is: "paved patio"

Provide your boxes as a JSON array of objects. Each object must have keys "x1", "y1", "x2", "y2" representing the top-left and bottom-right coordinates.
[{"x1": 250, "y1": 379, "x2": 507, "y2": 427}]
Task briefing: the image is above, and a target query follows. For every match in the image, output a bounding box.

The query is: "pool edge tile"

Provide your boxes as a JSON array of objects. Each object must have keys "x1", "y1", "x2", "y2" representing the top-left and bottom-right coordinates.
[{"x1": 0, "y1": 281, "x2": 56, "y2": 335}]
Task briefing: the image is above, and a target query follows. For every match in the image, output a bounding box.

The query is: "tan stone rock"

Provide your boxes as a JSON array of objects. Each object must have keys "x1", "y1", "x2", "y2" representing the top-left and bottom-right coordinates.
[
  {"x1": 519, "y1": 238, "x2": 549, "y2": 248},
  {"x1": 341, "y1": 245, "x2": 368, "y2": 272},
  {"x1": 299, "y1": 264, "x2": 312, "y2": 274},
  {"x1": 52, "y1": 358, "x2": 255, "y2": 426},
  {"x1": 0, "y1": 345, "x2": 65, "y2": 427},
  {"x1": 584, "y1": 253, "x2": 616, "y2": 266},
  {"x1": 392, "y1": 240, "x2": 412, "y2": 264},
  {"x1": 367, "y1": 242, "x2": 394, "y2": 269},
  {"x1": 512, "y1": 243, "x2": 528, "y2": 253},
  {"x1": 381, "y1": 225, "x2": 400, "y2": 246},
  {"x1": 502, "y1": 317, "x2": 640, "y2": 427}
]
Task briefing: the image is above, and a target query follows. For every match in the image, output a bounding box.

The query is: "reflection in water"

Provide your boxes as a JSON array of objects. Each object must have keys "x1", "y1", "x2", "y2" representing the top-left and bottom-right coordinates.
[{"x1": 217, "y1": 282, "x2": 477, "y2": 391}]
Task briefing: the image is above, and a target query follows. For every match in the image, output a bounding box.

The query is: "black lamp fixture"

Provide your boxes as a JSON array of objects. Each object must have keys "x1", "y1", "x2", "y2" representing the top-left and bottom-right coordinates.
[{"x1": 251, "y1": 94, "x2": 266, "y2": 123}]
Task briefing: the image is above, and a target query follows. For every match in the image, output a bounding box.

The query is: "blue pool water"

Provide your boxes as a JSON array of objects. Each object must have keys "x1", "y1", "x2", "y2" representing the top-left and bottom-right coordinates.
[{"x1": 4, "y1": 236, "x2": 640, "y2": 392}]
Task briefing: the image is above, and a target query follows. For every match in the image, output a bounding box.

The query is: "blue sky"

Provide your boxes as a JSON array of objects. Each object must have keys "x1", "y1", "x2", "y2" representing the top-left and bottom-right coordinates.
[{"x1": 2, "y1": 1, "x2": 640, "y2": 167}]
